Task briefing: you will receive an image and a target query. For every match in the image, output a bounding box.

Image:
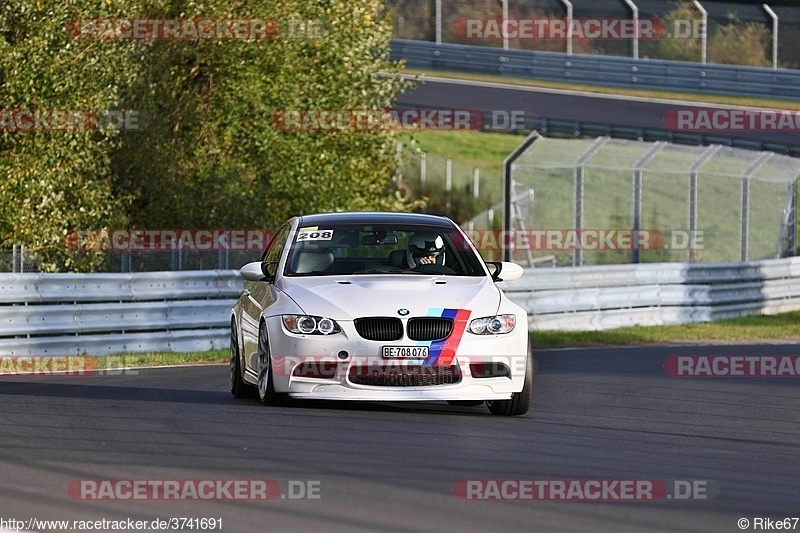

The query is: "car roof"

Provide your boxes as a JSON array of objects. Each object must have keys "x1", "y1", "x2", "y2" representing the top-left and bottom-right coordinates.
[{"x1": 295, "y1": 212, "x2": 456, "y2": 228}]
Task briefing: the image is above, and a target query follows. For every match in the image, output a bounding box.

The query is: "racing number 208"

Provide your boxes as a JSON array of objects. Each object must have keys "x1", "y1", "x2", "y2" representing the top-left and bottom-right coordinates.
[{"x1": 297, "y1": 231, "x2": 333, "y2": 241}]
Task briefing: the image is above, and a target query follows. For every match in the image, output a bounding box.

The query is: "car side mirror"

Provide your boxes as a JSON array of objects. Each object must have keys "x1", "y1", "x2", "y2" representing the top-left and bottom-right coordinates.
[
  {"x1": 240, "y1": 261, "x2": 276, "y2": 282},
  {"x1": 487, "y1": 261, "x2": 524, "y2": 282}
]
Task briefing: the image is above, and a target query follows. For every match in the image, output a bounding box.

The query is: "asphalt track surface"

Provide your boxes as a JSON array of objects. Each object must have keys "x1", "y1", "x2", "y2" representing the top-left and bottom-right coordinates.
[
  {"x1": 396, "y1": 77, "x2": 800, "y2": 148},
  {"x1": 1, "y1": 344, "x2": 799, "y2": 532}
]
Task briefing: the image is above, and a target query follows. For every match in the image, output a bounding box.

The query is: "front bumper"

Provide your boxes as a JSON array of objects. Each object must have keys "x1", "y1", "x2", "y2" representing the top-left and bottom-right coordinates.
[{"x1": 264, "y1": 315, "x2": 529, "y2": 401}]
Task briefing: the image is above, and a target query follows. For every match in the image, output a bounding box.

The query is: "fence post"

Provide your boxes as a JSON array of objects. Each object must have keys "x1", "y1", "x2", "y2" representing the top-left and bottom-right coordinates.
[
  {"x1": 573, "y1": 137, "x2": 609, "y2": 267},
  {"x1": 473, "y1": 167, "x2": 480, "y2": 200},
  {"x1": 445, "y1": 158, "x2": 452, "y2": 212},
  {"x1": 420, "y1": 151, "x2": 427, "y2": 186},
  {"x1": 503, "y1": 131, "x2": 541, "y2": 262},
  {"x1": 632, "y1": 142, "x2": 665, "y2": 263},
  {"x1": 689, "y1": 145, "x2": 720, "y2": 263},
  {"x1": 12, "y1": 244, "x2": 23, "y2": 273},
  {"x1": 741, "y1": 152, "x2": 771, "y2": 262},
  {"x1": 395, "y1": 141, "x2": 403, "y2": 183}
]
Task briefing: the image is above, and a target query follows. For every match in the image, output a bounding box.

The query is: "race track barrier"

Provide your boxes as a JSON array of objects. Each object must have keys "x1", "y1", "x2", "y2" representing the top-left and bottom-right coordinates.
[
  {"x1": 391, "y1": 39, "x2": 800, "y2": 101},
  {"x1": 501, "y1": 257, "x2": 800, "y2": 330},
  {"x1": 0, "y1": 270, "x2": 242, "y2": 356},
  {"x1": 1, "y1": 257, "x2": 799, "y2": 356}
]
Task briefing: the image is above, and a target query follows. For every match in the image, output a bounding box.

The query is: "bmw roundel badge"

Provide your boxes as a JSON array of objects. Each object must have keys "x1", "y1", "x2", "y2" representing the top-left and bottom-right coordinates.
[{"x1": 398, "y1": 308, "x2": 410, "y2": 316}]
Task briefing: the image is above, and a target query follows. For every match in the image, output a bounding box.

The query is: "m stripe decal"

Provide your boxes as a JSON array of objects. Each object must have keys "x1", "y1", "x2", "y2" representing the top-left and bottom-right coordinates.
[{"x1": 425, "y1": 308, "x2": 471, "y2": 366}]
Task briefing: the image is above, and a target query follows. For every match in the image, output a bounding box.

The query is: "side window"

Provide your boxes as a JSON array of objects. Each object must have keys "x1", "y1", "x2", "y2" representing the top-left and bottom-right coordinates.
[{"x1": 261, "y1": 224, "x2": 290, "y2": 275}]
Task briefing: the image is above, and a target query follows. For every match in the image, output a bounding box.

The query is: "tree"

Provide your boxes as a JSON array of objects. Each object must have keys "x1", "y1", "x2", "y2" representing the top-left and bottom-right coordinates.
[
  {"x1": 708, "y1": 15, "x2": 770, "y2": 67},
  {"x1": 115, "y1": 0, "x2": 412, "y2": 231},
  {"x1": 0, "y1": 0, "x2": 142, "y2": 271},
  {"x1": 656, "y1": 2, "x2": 702, "y2": 62},
  {"x1": 1, "y1": 0, "x2": 413, "y2": 271}
]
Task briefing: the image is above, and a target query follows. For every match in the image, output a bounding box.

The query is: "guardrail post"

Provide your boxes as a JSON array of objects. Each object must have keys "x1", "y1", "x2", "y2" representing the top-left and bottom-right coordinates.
[
  {"x1": 560, "y1": 0, "x2": 573, "y2": 55},
  {"x1": 501, "y1": 0, "x2": 509, "y2": 51},
  {"x1": 693, "y1": 1, "x2": 708, "y2": 64},
  {"x1": 763, "y1": 4, "x2": 779, "y2": 70},
  {"x1": 435, "y1": 0, "x2": 442, "y2": 44},
  {"x1": 623, "y1": 0, "x2": 639, "y2": 59}
]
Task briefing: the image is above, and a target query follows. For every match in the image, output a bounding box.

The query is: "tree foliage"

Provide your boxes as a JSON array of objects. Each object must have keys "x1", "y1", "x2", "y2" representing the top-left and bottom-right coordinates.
[
  {"x1": 0, "y1": 0, "x2": 143, "y2": 270},
  {"x1": 1, "y1": 0, "x2": 411, "y2": 271},
  {"x1": 707, "y1": 16, "x2": 770, "y2": 67},
  {"x1": 656, "y1": 4, "x2": 770, "y2": 66}
]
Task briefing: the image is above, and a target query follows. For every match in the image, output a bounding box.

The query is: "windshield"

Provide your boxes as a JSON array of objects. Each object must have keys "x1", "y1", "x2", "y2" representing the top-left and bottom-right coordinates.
[{"x1": 284, "y1": 223, "x2": 485, "y2": 277}]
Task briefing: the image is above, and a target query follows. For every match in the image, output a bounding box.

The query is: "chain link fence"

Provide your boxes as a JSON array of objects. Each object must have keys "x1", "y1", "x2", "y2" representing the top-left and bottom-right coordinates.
[
  {"x1": 483, "y1": 133, "x2": 799, "y2": 267},
  {"x1": 5, "y1": 136, "x2": 797, "y2": 272},
  {"x1": 0, "y1": 244, "x2": 260, "y2": 274}
]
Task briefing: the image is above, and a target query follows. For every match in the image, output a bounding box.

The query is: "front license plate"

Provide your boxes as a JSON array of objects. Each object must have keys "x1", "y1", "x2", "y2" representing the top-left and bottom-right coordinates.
[{"x1": 382, "y1": 346, "x2": 429, "y2": 359}]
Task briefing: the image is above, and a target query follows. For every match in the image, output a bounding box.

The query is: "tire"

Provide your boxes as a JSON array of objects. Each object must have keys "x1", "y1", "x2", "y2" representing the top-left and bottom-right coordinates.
[
  {"x1": 257, "y1": 323, "x2": 285, "y2": 406},
  {"x1": 230, "y1": 320, "x2": 254, "y2": 399},
  {"x1": 488, "y1": 346, "x2": 533, "y2": 417}
]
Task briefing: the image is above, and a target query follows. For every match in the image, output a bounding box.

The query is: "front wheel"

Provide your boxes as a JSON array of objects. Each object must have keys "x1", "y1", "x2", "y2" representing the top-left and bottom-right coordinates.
[
  {"x1": 257, "y1": 323, "x2": 284, "y2": 406},
  {"x1": 488, "y1": 347, "x2": 533, "y2": 416},
  {"x1": 230, "y1": 321, "x2": 254, "y2": 399}
]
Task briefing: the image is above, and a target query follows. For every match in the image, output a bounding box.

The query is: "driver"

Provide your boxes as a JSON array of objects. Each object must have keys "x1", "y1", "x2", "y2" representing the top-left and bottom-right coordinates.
[{"x1": 406, "y1": 232, "x2": 446, "y2": 268}]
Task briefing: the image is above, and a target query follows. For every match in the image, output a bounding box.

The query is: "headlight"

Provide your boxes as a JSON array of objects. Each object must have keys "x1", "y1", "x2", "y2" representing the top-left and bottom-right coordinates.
[
  {"x1": 468, "y1": 314, "x2": 516, "y2": 335},
  {"x1": 282, "y1": 315, "x2": 341, "y2": 335}
]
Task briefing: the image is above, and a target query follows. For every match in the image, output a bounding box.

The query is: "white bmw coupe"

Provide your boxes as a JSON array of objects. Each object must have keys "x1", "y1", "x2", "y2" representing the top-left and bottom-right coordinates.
[{"x1": 230, "y1": 212, "x2": 532, "y2": 416}]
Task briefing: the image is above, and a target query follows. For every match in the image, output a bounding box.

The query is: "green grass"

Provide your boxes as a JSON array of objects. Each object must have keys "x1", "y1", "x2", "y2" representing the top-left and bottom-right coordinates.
[
  {"x1": 92, "y1": 350, "x2": 227, "y2": 368},
  {"x1": 398, "y1": 130, "x2": 525, "y2": 175},
  {"x1": 530, "y1": 311, "x2": 800, "y2": 349},
  {"x1": 48, "y1": 312, "x2": 800, "y2": 370},
  {"x1": 402, "y1": 68, "x2": 800, "y2": 111}
]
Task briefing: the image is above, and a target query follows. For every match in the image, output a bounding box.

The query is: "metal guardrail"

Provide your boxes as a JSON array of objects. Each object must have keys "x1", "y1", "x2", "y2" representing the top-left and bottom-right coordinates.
[
  {"x1": 391, "y1": 39, "x2": 800, "y2": 101},
  {"x1": 0, "y1": 270, "x2": 243, "y2": 356},
  {"x1": 500, "y1": 257, "x2": 800, "y2": 331},
  {"x1": 1, "y1": 259, "x2": 799, "y2": 354}
]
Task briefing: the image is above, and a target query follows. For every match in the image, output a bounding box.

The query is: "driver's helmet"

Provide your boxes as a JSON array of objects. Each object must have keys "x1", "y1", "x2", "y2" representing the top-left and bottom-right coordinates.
[{"x1": 406, "y1": 232, "x2": 445, "y2": 268}]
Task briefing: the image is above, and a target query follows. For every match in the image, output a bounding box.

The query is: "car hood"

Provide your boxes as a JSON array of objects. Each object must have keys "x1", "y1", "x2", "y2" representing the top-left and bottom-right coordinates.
[{"x1": 278, "y1": 275, "x2": 501, "y2": 320}]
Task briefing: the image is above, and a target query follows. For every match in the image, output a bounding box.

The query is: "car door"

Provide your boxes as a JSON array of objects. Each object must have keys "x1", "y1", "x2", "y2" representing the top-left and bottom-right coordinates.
[{"x1": 241, "y1": 223, "x2": 291, "y2": 373}]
